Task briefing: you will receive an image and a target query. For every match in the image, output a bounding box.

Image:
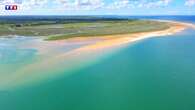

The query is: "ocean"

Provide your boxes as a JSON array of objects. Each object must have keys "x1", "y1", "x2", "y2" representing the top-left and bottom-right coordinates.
[{"x1": 0, "y1": 16, "x2": 195, "y2": 110}]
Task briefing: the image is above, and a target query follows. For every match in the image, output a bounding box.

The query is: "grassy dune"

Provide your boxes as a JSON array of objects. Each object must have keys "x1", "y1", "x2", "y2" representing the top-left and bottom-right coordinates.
[{"x1": 0, "y1": 19, "x2": 170, "y2": 40}]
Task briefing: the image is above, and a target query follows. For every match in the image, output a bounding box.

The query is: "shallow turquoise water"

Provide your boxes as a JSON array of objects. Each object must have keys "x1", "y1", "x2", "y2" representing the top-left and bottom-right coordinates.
[
  {"x1": 0, "y1": 37, "x2": 37, "y2": 75},
  {"x1": 0, "y1": 29, "x2": 195, "y2": 109}
]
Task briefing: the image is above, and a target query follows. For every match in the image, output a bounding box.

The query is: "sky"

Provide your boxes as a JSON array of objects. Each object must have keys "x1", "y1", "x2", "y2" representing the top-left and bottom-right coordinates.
[{"x1": 0, "y1": 0, "x2": 195, "y2": 15}]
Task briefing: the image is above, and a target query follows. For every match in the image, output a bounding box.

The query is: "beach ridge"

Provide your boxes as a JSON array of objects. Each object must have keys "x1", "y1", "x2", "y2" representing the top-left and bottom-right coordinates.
[{"x1": 50, "y1": 20, "x2": 189, "y2": 52}]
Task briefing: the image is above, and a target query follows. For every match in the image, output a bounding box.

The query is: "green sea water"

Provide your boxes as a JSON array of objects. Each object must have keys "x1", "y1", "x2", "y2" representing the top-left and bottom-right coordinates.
[{"x1": 0, "y1": 28, "x2": 195, "y2": 110}]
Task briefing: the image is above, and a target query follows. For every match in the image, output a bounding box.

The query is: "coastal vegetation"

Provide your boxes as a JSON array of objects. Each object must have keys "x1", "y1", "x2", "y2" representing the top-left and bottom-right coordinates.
[{"x1": 0, "y1": 16, "x2": 170, "y2": 40}]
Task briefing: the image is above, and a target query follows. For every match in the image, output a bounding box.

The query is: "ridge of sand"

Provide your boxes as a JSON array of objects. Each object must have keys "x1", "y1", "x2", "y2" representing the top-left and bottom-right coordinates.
[
  {"x1": 1, "y1": 20, "x2": 192, "y2": 89},
  {"x1": 51, "y1": 20, "x2": 188, "y2": 52},
  {"x1": 25, "y1": 20, "x2": 193, "y2": 55}
]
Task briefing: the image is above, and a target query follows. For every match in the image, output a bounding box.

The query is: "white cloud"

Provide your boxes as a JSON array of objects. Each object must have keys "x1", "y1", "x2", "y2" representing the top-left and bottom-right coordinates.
[
  {"x1": 0, "y1": 0, "x2": 15, "y2": 4},
  {"x1": 2, "y1": 0, "x2": 193, "y2": 12},
  {"x1": 107, "y1": 0, "x2": 131, "y2": 9},
  {"x1": 0, "y1": 0, "x2": 48, "y2": 10},
  {"x1": 0, "y1": 0, "x2": 23, "y2": 4},
  {"x1": 107, "y1": 0, "x2": 172, "y2": 9},
  {"x1": 53, "y1": 0, "x2": 104, "y2": 10},
  {"x1": 144, "y1": 0, "x2": 172, "y2": 8},
  {"x1": 76, "y1": 0, "x2": 104, "y2": 9},
  {"x1": 19, "y1": 0, "x2": 48, "y2": 10},
  {"x1": 185, "y1": 0, "x2": 195, "y2": 7}
]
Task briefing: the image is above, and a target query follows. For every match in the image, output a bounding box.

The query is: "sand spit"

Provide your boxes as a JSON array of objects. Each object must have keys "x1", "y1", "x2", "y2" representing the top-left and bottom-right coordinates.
[
  {"x1": 51, "y1": 20, "x2": 188, "y2": 52},
  {"x1": 0, "y1": 20, "x2": 192, "y2": 89},
  {"x1": 29, "y1": 20, "x2": 189, "y2": 55}
]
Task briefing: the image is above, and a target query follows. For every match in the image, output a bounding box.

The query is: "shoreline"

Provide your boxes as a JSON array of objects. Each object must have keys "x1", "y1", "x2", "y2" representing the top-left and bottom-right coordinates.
[
  {"x1": 21, "y1": 20, "x2": 191, "y2": 55},
  {"x1": 2, "y1": 20, "x2": 191, "y2": 56},
  {"x1": 0, "y1": 20, "x2": 193, "y2": 89},
  {"x1": 48, "y1": 20, "x2": 189, "y2": 52}
]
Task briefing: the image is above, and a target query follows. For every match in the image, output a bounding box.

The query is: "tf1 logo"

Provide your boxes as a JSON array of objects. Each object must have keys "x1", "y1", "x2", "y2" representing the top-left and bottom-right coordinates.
[{"x1": 5, "y1": 5, "x2": 18, "y2": 10}]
